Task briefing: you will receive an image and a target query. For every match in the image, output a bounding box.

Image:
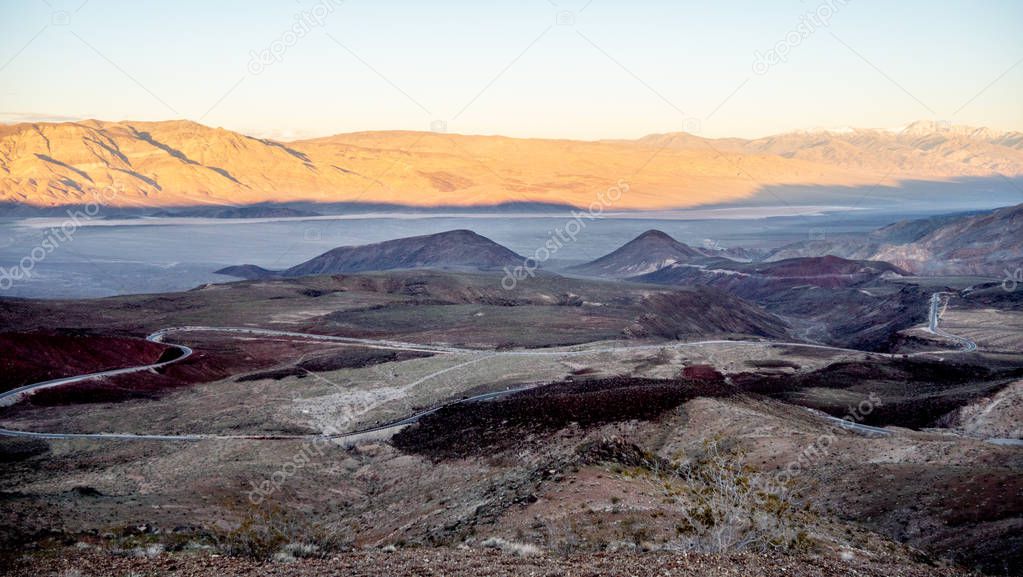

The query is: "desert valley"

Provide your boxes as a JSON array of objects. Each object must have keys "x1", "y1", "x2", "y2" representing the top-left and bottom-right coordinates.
[
  {"x1": 2, "y1": 197, "x2": 1022, "y2": 575},
  {"x1": 2, "y1": 1, "x2": 1022, "y2": 575}
]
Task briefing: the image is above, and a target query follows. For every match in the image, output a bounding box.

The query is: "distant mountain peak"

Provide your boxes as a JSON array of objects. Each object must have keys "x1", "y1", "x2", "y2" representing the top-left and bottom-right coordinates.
[
  {"x1": 439, "y1": 229, "x2": 485, "y2": 239},
  {"x1": 627, "y1": 230, "x2": 701, "y2": 253},
  {"x1": 566, "y1": 230, "x2": 706, "y2": 279},
  {"x1": 897, "y1": 120, "x2": 1019, "y2": 140},
  {"x1": 633, "y1": 229, "x2": 677, "y2": 242},
  {"x1": 215, "y1": 229, "x2": 525, "y2": 280}
]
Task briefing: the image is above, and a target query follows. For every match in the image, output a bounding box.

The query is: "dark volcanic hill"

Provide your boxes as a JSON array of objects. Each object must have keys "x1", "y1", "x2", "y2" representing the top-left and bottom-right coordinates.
[
  {"x1": 2, "y1": 269, "x2": 792, "y2": 354},
  {"x1": 633, "y1": 255, "x2": 916, "y2": 350},
  {"x1": 216, "y1": 230, "x2": 525, "y2": 279},
  {"x1": 565, "y1": 230, "x2": 709, "y2": 278},
  {"x1": 634, "y1": 255, "x2": 906, "y2": 300}
]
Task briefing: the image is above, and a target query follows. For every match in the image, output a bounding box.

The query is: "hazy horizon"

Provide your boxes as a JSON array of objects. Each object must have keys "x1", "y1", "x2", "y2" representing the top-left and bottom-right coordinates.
[
  {"x1": 3, "y1": 115, "x2": 1018, "y2": 144},
  {"x1": 2, "y1": 0, "x2": 1021, "y2": 140}
]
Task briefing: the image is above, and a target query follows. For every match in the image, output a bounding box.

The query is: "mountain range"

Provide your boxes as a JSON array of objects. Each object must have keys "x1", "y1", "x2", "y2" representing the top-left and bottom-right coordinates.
[
  {"x1": 632, "y1": 120, "x2": 1023, "y2": 175},
  {"x1": 216, "y1": 200, "x2": 1020, "y2": 282},
  {"x1": 567, "y1": 202, "x2": 1021, "y2": 278},
  {"x1": 765, "y1": 202, "x2": 1023, "y2": 275},
  {"x1": 213, "y1": 226, "x2": 928, "y2": 350},
  {"x1": 2, "y1": 119, "x2": 1021, "y2": 210}
]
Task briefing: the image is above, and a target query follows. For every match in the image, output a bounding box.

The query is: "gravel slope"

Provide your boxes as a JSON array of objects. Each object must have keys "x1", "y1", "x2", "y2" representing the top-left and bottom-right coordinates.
[{"x1": 2, "y1": 548, "x2": 968, "y2": 577}]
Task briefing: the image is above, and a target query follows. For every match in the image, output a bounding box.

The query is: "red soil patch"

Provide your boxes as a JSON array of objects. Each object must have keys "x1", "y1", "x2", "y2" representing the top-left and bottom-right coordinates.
[
  {"x1": 681, "y1": 364, "x2": 725, "y2": 382},
  {"x1": 0, "y1": 332, "x2": 169, "y2": 393},
  {"x1": 19, "y1": 335, "x2": 363, "y2": 406}
]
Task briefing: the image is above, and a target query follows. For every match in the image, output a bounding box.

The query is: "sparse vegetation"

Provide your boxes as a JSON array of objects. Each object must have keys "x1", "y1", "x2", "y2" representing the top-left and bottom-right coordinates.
[
  {"x1": 480, "y1": 537, "x2": 541, "y2": 557},
  {"x1": 209, "y1": 500, "x2": 351, "y2": 561},
  {"x1": 1, "y1": 270, "x2": 1020, "y2": 575},
  {"x1": 628, "y1": 438, "x2": 812, "y2": 554}
]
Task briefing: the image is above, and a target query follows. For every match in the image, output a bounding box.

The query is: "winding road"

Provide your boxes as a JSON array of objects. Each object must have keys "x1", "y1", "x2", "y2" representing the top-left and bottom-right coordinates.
[
  {"x1": 0, "y1": 291, "x2": 978, "y2": 441},
  {"x1": 925, "y1": 292, "x2": 978, "y2": 353},
  {"x1": 0, "y1": 343, "x2": 194, "y2": 410}
]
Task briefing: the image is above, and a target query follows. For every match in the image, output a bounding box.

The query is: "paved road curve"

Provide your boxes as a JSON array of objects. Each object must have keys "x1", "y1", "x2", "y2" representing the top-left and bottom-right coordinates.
[
  {"x1": 0, "y1": 339, "x2": 194, "y2": 409},
  {"x1": 924, "y1": 292, "x2": 978, "y2": 353}
]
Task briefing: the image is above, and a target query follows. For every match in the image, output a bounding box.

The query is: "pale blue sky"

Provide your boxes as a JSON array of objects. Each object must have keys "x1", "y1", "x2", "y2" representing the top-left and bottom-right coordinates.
[{"x1": 1, "y1": 0, "x2": 1020, "y2": 140}]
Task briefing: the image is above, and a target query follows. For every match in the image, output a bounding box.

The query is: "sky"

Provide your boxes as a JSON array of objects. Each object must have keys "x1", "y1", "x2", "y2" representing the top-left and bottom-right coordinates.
[{"x1": 0, "y1": 0, "x2": 1021, "y2": 141}]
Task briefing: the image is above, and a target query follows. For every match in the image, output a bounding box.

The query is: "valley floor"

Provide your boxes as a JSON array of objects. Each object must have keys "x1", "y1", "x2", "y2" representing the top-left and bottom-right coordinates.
[{"x1": 1, "y1": 271, "x2": 1020, "y2": 575}]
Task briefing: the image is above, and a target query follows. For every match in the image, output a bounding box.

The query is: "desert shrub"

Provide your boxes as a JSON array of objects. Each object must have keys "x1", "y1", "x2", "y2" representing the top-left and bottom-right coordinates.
[
  {"x1": 209, "y1": 500, "x2": 351, "y2": 560},
  {"x1": 542, "y1": 517, "x2": 587, "y2": 555},
  {"x1": 480, "y1": 537, "x2": 542, "y2": 557},
  {"x1": 131, "y1": 543, "x2": 164, "y2": 558},
  {"x1": 273, "y1": 541, "x2": 321, "y2": 563},
  {"x1": 635, "y1": 438, "x2": 812, "y2": 553}
]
